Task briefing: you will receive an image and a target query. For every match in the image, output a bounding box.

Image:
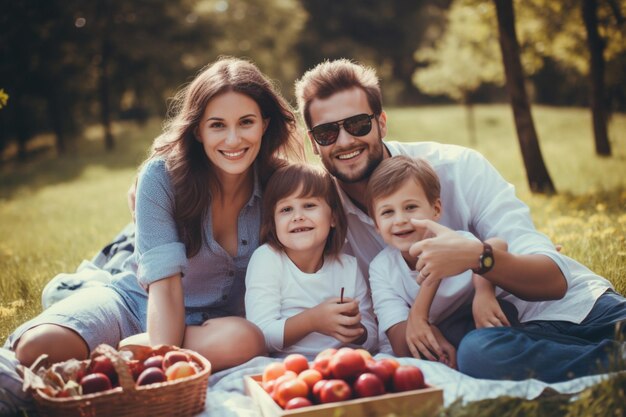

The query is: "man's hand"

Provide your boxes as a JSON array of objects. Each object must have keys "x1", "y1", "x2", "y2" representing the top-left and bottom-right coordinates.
[{"x1": 408, "y1": 219, "x2": 482, "y2": 286}]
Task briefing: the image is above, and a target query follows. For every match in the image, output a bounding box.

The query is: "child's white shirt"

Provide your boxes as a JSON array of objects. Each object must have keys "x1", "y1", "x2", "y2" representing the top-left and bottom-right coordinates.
[
  {"x1": 368, "y1": 232, "x2": 476, "y2": 335},
  {"x1": 245, "y1": 244, "x2": 378, "y2": 358}
]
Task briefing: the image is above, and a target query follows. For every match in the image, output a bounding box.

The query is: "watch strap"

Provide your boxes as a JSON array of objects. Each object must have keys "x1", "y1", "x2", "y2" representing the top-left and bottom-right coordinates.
[{"x1": 472, "y1": 242, "x2": 494, "y2": 275}]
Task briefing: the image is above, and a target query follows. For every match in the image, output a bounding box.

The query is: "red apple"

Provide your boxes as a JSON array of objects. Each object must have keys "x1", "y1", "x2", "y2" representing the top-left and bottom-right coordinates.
[
  {"x1": 90, "y1": 356, "x2": 118, "y2": 386},
  {"x1": 275, "y1": 378, "x2": 309, "y2": 408},
  {"x1": 356, "y1": 348, "x2": 374, "y2": 363},
  {"x1": 262, "y1": 362, "x2": 287, "y2": 384},
  {"x1": 314, "y1": 348, "x2": 337, "y2": 362},
  {"x1": 366, "y1": 360, "x2": 395, "y2": 387},
  {"x1": 162, "y1": 351, "x2": 190, "y2": 369},
  {"x1": 143, "y1": 355, "x2": 164, "y2": 370},
  {"x1": 263, "y1": 379, "x2": 276, "y2": 394},
  {"x1": 165, "y1": 361, "x2": 197, "y2": 381},
  {"x1": 80, "y1": 372, "x2": 112, "y2": 394},
  {"x1": 319, "y1": 379, "x2": 352, "y2": 403},
  {"x1": 392, "y1": 365, "x2": 425, "y2": 392},
  {"x1": 311, "y1": 379, "x2": 328, "y2": 403},
  {"x1": 329, "y1": 348, "x2": 366, "y2": 380},
  {"x1": 312, "y1": 357, "x2": 332, "y2": 379},
  {"x1": 136, "y1": 367, "x2": 167, "y2": 386},
  {"x1": 127, "y1": 359, "x2": 145, "y2": 382},
  {"x1": 353, "y1": 372, "x2": 385, "y2": 398},
  {"x1": 297, "y1": 368, "x2": 323, "y2": 389},
  {"x1": 283, "y1": 353, "x2": 309, "y2": 375},
  {"x1": 284, "y1": 397, "x2": 313, "y2": 410}
]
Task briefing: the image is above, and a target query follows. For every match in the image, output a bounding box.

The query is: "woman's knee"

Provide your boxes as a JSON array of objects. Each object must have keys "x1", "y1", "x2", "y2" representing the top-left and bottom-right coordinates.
[
  {"x1": 14, "y1": 324, "x2": 89, "y2": 366},
  {"x1": 219, "y1": 317, "x2": 267, "y2": 357}
]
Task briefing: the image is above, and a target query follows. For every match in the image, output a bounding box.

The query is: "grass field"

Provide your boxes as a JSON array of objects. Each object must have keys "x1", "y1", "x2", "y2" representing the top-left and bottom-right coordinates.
[{"x1": 0, "y1": 105, "x2": 625, "y2": 415}]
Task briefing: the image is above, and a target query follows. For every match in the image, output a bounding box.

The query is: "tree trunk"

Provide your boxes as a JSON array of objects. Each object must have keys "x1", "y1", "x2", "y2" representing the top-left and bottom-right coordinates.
[
  {"x1": 99, "y1": 0, "x2": 114, "y2": 151},
  {"x1": 582, "y1": 0, "x2": 611, "y2": 156},
  {"x1": 494, "y1": 0, "x2": 555, "y2": 194}
]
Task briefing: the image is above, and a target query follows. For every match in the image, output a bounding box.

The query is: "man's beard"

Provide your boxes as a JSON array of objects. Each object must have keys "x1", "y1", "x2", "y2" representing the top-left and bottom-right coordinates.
[{"x1": 327, "y1": 149, "x2": 382, "y2": 184}]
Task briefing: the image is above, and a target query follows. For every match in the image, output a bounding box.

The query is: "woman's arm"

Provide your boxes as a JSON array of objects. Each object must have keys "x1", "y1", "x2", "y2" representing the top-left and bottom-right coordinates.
[{"x1": 147, "y1": 274, "x2": 185, "y2": 347}]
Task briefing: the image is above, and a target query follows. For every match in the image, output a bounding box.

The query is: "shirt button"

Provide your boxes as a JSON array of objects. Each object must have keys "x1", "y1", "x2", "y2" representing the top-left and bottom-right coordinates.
[
  {"x1": 201, "y1": 312, "x2": 209, "y2": 320},
  {"x1": 221, "y1": 294, "x2": 227, "y2": 300},
  {"x1": 228, "y1": 270, "x2": 235, "y2": 277},
  {"x1": 241, "y1": 239, "x2": 248, "y2": 245}
]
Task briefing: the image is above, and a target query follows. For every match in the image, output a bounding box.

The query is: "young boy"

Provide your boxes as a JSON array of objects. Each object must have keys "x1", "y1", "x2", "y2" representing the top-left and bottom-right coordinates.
[{"x1": 366, "y1": 155, "x2": 513, "y2": 368}]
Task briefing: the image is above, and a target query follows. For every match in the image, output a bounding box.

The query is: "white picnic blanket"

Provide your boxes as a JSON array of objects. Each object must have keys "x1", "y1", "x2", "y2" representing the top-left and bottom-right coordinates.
[
  {"x1": 0, "y1": 348, "x2": 614, "y2": 417},
  {"x1": 197, "y1": 355, "x2": 612, "y2": 417}
]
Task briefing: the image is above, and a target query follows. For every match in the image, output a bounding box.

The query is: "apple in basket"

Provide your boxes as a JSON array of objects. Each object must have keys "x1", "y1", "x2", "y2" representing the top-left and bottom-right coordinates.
[
  {"x1": 163, "y1": 351, "x2": 191, "y2": 369},
  {"x1": 80, "y1": 372, "x2": 113, "y2": 394},
  {"x1": 89, "y1": 355, "x2": 119, "y2": 386},
  {"x1": 165, "y1": 361, "x2": 197, "y2": 381},
  {"x1": 137, "y1": 367, "x2": 167, "y2": 386}
]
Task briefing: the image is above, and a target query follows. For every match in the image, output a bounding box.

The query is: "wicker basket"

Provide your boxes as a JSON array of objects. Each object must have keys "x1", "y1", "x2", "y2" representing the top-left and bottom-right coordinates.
[{"x1": 32, "y1": 344, "x2": 211, "y2": 417}]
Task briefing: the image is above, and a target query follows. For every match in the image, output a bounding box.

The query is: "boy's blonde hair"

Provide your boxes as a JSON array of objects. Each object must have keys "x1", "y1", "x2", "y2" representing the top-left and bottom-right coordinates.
[
  {"x1": 261, "y1": 163, "x2": 347, "y2": 257},
  {"x1": 366, "y1": 155, "x2": 441, "y2": 221}
]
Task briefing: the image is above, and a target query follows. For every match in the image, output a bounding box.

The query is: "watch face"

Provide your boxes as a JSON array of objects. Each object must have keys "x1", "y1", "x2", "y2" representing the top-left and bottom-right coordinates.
[{"x1": 483, "y1": 255, "x2": 494, "y2": 269}]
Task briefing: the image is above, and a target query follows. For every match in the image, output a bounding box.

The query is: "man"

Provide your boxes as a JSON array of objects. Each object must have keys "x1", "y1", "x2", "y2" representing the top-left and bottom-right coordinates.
[{"x1": 294, "y1": 58, "x2": 625, "y2": 382}]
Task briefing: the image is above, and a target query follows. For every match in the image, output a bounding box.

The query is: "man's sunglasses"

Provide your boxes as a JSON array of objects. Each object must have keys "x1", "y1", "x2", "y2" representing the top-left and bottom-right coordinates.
[{"x1": 309, "y1": 113, "x2": 376, "y2": 146}]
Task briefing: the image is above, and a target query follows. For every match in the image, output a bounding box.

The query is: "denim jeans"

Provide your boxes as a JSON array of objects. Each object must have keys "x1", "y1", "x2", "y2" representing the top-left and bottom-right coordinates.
[{"x1": 457, "y1": 289, "x2": 626, "y2": 382}]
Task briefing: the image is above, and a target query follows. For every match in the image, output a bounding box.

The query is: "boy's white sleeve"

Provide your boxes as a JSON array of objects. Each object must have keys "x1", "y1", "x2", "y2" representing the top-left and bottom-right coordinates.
[
  {"x1": 244, "y1": 246, "x2": 286, "y2": 352},
  {"x1": 353, "y1": 263, "x2": 378, "y2": 352},
  {"x1": 369, "y1": 253, "x2": 410, "y2": 334}
]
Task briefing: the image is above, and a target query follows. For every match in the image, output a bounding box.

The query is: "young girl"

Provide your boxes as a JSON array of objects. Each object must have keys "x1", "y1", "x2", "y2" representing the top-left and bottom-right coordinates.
[
  {"x1": 9, "y1": 57, "x2": 303, "y2": 372},
  {"x1": 245, "y1": 164, "x2": 378, "y2": 358}
]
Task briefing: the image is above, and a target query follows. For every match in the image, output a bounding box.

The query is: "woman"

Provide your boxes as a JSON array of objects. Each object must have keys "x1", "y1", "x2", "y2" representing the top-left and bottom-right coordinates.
[{"x1": 8, "y1": 57, "x2": 303, "y2": 372}]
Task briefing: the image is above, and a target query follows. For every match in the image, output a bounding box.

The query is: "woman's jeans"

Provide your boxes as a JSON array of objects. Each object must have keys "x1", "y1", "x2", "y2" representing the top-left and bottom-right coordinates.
[{"x1": 457, "y1": 290, "x2": 626, "y2": 382}]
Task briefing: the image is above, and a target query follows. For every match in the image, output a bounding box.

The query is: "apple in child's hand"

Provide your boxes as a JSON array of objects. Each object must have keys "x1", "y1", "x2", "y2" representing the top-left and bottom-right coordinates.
[
  {"x1": 136, "y1": 367, "x2": 167, "y2": 386},
  {"x1": 162, "y1": 351, "x2": 190, "y2": 369},
  {"x1": 353, "y1": 372, "x2": 385, "y2": 398},
  {"x1": 165, "y1": 361, "x2": 197, "y2": 381},
  {"x1": 275, "y1": 378, "x2": 309, "y2": 408},
  {"x1": 283, "y1": 353, "x2": 309, "y2": 375},
  {"x1": 319, "y1": 379, "x2": 352, "y2": 403},
  {"x1": 80, "y1": 372, "x2": 113, "y2": 394},
  {"x1": 284, "y1": 397, "x2": 313, "y2": 410},
  {"x1": 329, "y1": 347, "x2": 366, "y2": 380},
  {"x1": 90, "y1": 355, "x2": 118, "y2": 386},
  {"x1": 143, "y1": 355, "x2": 164, "y2": 370},
  {"x1": 393, "y1": 365, "x2": 425, "y2": 392}
]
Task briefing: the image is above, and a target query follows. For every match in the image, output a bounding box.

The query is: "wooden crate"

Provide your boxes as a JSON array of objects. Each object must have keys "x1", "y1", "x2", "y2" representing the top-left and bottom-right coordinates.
[{"x1": 244, "y1": 374, "x2": 443, "y2": 417}]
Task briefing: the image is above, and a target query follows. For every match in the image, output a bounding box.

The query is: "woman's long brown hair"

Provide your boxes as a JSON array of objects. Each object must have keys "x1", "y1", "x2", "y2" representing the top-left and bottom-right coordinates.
[{"x1": 143, "y1": 57, "x2": 303, "y2": 257}]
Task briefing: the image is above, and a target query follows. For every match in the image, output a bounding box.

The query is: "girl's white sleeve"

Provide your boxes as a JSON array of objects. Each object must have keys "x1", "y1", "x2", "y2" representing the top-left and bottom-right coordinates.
[
  {"x1": 353, "y1": 263, "x2": 379, "y2": 352},
  {"x1": 244, "y1": 246, "x2": 286, "y2": 352}
]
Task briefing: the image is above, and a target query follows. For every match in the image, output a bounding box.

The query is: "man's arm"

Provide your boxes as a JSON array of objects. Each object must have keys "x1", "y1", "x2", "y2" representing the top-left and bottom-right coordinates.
[{"x1": 409, "y1": 221, "x2": 566, "y2": 301}]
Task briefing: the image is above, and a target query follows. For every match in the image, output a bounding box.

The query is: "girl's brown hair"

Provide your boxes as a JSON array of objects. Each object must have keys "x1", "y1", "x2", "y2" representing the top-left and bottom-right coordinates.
[
  {"x1": 260, "y1": 163, "x2": 347, "y2": 257},
  {"x1": 145, "y1": 57, "x2": 304, "y2": 257},
  {"x1": 366, "y1": 156, "x2": 441, "y2": 222}
]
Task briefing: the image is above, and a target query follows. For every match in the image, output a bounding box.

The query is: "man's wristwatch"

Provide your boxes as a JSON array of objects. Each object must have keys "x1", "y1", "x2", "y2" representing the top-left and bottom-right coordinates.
[{"x1": 472, "y1": 242, "x2": 494, "y2": 275}]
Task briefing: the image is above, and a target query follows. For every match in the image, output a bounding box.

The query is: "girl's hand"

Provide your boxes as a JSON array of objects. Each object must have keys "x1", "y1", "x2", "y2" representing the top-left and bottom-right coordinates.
[
  {"x1": 312, "y1": 298, "x2": 364, "y2": 343},
  {"x1": 472, "y1": 293, "x2": 511, "y2": 328},
  {"x1": 405, "y1": 314, "x2": 443, "y2": 362}
]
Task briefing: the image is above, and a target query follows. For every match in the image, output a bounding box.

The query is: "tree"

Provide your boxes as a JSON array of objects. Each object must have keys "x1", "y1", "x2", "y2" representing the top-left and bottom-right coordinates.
[
  {"x1": 582, "y1": 0, "x2": 611, "y2": 156},
  {"x1": 414, "y1": 3, "x2": 506, "y2": 144},
  {"x1": 494, "y1": 0, "x2": 555, "y2": 193}
]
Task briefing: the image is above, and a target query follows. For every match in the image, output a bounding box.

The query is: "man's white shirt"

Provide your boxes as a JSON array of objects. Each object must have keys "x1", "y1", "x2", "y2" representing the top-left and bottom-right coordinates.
[{"x1": 340, "y1": 141, "x2": 612, "y2": 324}]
